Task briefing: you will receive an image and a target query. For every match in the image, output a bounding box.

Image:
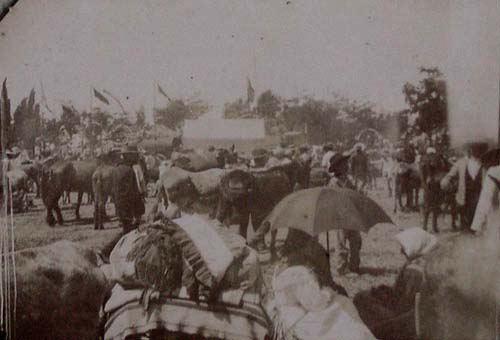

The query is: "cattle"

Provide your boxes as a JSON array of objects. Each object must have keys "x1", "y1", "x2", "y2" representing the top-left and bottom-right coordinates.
[
  {"x1": 216, "y1": 166, "x2": 293, "y2": 256},
  {"x1": 41, "y1": 160, "x2": 98, "y2": 226},
  {"x1": 14, "y1": 241, "x2": 111, "y2": 340},
  {"x1": 156, "y1": 165, "x2": 227, "y2": 217},
  {"x1": 419, "y1": 230, "x2": 499, "y2": 339},
  {"x1": 171, "y1": 150, "x2": 220, "y2": 172}
]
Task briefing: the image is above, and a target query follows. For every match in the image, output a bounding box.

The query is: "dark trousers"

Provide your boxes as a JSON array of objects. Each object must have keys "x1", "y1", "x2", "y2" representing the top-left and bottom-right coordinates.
[{"x1": 334, "y1": 229, "x2": 362, "y2": 273}]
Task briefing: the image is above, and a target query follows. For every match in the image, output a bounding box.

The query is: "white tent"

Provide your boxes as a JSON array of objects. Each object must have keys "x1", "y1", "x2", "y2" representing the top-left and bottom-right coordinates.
[{"x1": 183, "y1": 118, "x2": 265, "y2": 140}]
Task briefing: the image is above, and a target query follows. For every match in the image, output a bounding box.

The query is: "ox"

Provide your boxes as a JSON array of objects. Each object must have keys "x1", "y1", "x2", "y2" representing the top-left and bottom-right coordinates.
[
  {"x1": 155, "y1": 165, "x2": 227, "y2": 217},
  {"x1": 215, "y1": 162, "x2": 305, "y2": 257}
]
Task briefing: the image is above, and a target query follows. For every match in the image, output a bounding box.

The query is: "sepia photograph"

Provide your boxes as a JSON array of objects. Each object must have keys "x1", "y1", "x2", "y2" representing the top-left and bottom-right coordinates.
[{"x1": 0, "y1": 0, "x2": 498, "y2": 339}]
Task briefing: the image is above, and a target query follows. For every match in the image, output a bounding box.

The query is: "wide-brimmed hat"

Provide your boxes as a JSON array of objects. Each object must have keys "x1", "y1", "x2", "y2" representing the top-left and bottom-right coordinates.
[
  {"x1": 328, "y1": 153, "x2": 350, "y2": 173},
  {"x1": 465, "y1": 141, "x2": 490, "y2": 159},
  {"x1": 6, "y1": 146, "x2": 21, "y2": 154},
  {"x1": 353, "y1": 142, "x2": 366, "y2": 151}
]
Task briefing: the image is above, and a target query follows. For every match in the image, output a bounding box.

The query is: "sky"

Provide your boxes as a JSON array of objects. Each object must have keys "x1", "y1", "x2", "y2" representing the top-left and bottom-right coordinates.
[{"x1": 0, "y1": 0, "x2": 498, "y2": 136}]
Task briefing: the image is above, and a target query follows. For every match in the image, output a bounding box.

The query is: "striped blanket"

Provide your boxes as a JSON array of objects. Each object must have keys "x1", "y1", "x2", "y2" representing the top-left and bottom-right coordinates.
[{"x1": 104, "y1": 293, "x2": 270, "y2": 340}]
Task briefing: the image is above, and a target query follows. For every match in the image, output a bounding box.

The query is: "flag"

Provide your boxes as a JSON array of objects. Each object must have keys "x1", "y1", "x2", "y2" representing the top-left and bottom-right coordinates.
[
  {"x1": 39, "y1": 81, "x2": 54, "y2": 114},
  {"x1": 93, "y1": 88, "x2": 110, "y2": 105},
  {"x1": 157, "y1": 84, "x2": 172, "y2": 102},
  {"x1": 246, "y1": 77, "x2": 255, "y2": 104}
]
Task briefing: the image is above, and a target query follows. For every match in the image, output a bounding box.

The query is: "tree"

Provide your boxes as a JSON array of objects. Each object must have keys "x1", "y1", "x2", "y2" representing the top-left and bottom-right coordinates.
[
  {"x1": 403, "y1": 67, "x2": 447, "y2": 134},
  {"x1": 224, "y1": 98, "x2": 249, "y2": 118},
  {"x1": 185, "y1": 97, "x2": 210, "y2": 119},
  {"x1": 154, "y1": 99, "x2": 190, "y2": 129},
  {"x1": 0, "y1": 78, "x2": 14, "y2": 151},
  {"x1": 60, "y1": 104, "x2": 81, "y2": 137},
  {"x1": 135, "y1": 107, "x2": 146, "y2": 128},
  {"x1": 256, "y1": 90, "x2": 281, "y2": 118},
  {"x1": 13, "y1": 89, "x2": 42, "y2": 152},
  {"x1": 43, "y1": 118, "x2": 61, "y2": 144}
]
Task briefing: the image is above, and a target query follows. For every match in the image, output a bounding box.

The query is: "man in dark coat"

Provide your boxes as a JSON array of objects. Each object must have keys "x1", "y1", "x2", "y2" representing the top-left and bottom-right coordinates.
[
  {"x1": 112, "y1": 145, "x2": 146, "y2": 233},
  {"x1": 329, "y1": 153, "x2": 362, "y2": 275},
  {"x1": 351, "y1": 145, "x2": 369, "y2": 192}
]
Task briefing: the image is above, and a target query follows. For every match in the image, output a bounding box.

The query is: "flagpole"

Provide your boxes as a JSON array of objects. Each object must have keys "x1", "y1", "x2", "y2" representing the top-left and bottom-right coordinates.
[
  {"x1": 90, "y1": 86, "x2": 93, "y2": 113},
  {"x1": 153, "y1": 81, "x2": 156, "y2": 119}
]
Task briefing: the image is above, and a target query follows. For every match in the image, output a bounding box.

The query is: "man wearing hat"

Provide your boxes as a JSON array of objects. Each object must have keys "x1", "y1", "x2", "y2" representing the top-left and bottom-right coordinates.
[
  {"x1": 328, "y1": 153, "x2": 362, "y2": 275},
  {"x1": 441, "y1": 142, "x2": 489, "y2": 231},
  {"x1": 112, "y1": 144, "x2": 146, "y2": 233},
  {"x1": 250, "y1": 148, "x2": 269, "y2": 168}
]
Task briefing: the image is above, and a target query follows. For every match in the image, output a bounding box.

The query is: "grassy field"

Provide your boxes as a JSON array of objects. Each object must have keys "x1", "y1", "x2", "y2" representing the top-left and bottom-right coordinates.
[{"x1": 11, "y1": 183, "x2": 458, "y2": 297}]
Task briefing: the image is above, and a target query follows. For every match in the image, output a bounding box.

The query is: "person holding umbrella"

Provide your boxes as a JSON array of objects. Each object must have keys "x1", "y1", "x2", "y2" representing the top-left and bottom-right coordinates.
[
  {"x1": 328, "y1": 153, "x2": 363, "y2": 275},
  {"x1": 256, "y1": 186, "x2": 391, "y2": 339}
]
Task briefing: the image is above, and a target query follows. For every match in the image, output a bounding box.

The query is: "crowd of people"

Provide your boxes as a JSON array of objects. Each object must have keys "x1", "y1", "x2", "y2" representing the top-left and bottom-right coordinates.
[{"x1": 2, "y1": 127, "x2": 499, "y2": 339}]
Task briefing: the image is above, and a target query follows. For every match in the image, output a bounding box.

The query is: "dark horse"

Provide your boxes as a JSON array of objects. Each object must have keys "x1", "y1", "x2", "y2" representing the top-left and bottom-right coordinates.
[{"x1": 93, "y1": 151, "x2": 148, "y2": 230}]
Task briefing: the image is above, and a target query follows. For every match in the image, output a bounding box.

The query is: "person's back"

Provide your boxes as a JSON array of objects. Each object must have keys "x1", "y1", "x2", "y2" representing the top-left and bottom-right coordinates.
[
  {"x1": 113, "y1": 161, "x2": 144, "y2": 232},
  {"x1": 352, "y1": 151, "x2": 368, "y2": 176}
]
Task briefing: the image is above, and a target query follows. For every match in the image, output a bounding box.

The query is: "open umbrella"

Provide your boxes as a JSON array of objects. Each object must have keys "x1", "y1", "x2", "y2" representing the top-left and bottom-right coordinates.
[{"x1": 265, "y1": 187, "x2": 393, "y2": 236}]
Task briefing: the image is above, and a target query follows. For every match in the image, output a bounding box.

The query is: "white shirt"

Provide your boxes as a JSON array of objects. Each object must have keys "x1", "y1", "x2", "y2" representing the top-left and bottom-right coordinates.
[
  {"x1": 467, "y1": 157, "x2": 481, "y2": 180},
  {"x1": 321, "y1": 151, "x2": 336, "y2": 169}
]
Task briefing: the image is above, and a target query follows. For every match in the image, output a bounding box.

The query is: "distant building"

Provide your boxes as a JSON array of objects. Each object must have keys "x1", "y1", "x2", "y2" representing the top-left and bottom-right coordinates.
[
  {"x1": 183, "y1": 117, "x2": 269, "y2": 152},
  {"x1": 183, "y1": 118, "x2": 265, "y2": 140}
]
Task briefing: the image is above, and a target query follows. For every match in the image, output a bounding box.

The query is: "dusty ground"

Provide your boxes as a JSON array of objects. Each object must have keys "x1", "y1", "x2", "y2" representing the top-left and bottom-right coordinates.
[{"x1": 12, "y1": 182, "x2": 458, "y2": 297}]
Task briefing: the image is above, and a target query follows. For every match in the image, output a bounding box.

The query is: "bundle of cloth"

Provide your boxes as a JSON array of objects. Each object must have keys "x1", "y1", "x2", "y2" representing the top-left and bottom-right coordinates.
[
  {"x1": 170, "y1": 150, "x2": 220, "y2": 172},
  {"x1": 101, "y1": 213, "x2": 262, "y2": 307},
  {"x1": 100, "y1": 214, "x2": 266, "y2": 340}
]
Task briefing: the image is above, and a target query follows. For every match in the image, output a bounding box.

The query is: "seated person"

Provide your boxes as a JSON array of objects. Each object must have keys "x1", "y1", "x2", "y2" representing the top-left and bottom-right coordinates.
[
  {"x1": 266, "y1": 265, "x2": 376, "y2": 340},
  {"x1": 257, "y1": 227, "x2": 348, "y2": 297},
  {"x1": 353, "y1": 227, "x2": 437, "y2": 339}
]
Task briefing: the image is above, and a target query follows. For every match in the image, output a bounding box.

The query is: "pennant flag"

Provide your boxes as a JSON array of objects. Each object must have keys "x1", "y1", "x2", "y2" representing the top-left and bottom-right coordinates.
[
  {"x1": 157, "y1": 84, "x2": 172, "y2": 102},
  {"x1": 246, "y1": 77, "x2": 255, "y2": 105},
  {"x1": 93, "y1": 88, "x2": 110, "y2": 105},
  {"x1": 39, "y1": 80, "x2": 54, "y2": 114},
  {"x1": 102, "y1": 89, "x2": 127, "y2": 114}
]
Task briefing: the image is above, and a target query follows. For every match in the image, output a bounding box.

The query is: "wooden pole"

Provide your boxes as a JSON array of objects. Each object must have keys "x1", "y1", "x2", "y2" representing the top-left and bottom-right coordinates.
[{"x1": 326, "y1": 231, "x2": 330, "y2": 258}]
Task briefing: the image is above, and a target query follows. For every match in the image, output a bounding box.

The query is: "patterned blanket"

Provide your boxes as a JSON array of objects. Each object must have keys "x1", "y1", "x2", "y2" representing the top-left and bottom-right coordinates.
[{"x1": 104, "y1": 293, "x2": 270, "y2": 340}]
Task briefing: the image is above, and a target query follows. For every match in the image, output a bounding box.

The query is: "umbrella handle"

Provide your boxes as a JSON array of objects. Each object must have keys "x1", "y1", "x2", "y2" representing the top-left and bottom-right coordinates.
[{"x1": 326, "y1": 232, "x2": 330, "y2": 258}]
